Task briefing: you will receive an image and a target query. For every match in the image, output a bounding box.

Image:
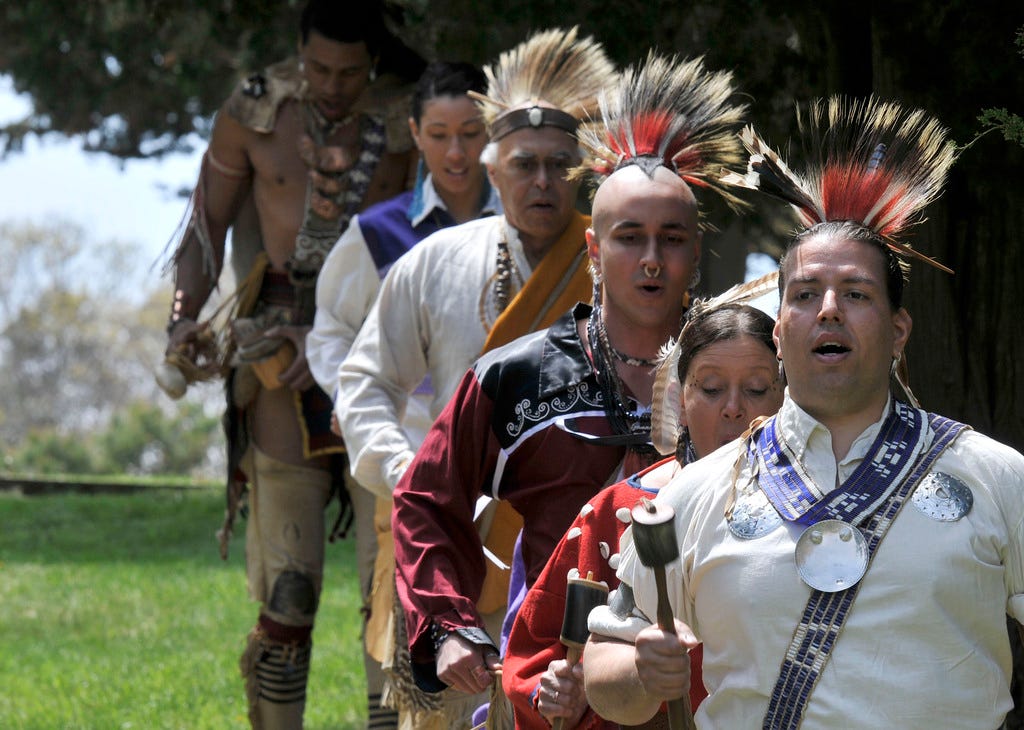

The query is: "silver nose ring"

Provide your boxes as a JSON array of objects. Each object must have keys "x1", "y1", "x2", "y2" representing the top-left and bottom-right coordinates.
[{"x1": 642, "y1": 263, "x2": 662, "y2": 278}]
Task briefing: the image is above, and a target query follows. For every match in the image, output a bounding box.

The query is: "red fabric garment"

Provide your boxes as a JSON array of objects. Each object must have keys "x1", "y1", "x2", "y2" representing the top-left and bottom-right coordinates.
[
  {"x1": 503, "y1": 460, "x2": 706, "y2": 729},
  {"x1": 391, "y1": 367, "x2": 499, "y2": 669},
  {"x1": 391, "y1": 307, "x2": 646, "y2": 687}
]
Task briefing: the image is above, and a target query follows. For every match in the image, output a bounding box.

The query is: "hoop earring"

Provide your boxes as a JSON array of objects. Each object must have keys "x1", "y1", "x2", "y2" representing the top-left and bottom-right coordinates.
[
  {"x1": 890, "y1": 352, "x2": 902, "y2": 378},
  {"x1": 778, "y1": 358, "x2": 786, "y2": 384},
  {"x1": 689, "y1": 268, "x2": 702, "y2": 290}
]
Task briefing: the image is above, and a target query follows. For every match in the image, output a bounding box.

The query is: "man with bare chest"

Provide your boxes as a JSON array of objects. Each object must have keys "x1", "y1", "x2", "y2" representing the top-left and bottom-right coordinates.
[{"x1": 161, "y1": 2, "x2": 421, "y2": 727}]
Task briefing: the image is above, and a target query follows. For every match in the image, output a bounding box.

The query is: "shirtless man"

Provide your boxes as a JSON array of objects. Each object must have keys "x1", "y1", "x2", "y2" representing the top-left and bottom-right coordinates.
[{"x1": 161, "y1": 2, "x2": 421, "y2": 727}]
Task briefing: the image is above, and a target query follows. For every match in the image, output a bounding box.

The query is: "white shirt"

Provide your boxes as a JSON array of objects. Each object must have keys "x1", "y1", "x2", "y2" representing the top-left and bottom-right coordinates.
[
  {"x1": 306, "y1": 175, "x2": 501, "y2": 492},
  {"x1": 609, "y1": 391, "x2": 1024, "y2": 729},
  {"x1": 336, "y1": 215, "x2": 534, "y2": 497}
]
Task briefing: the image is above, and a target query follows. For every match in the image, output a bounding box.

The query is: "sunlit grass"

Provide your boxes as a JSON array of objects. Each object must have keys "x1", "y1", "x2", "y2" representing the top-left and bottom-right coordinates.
[{"x1": 0, "y1": 491, "x2": 366, "y2": 729}]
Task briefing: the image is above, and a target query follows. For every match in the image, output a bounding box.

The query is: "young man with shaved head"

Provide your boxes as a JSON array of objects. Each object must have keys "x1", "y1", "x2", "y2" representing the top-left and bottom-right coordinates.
[{"x1": 383, "y1": 54, "x2": 747, "y2": 729}]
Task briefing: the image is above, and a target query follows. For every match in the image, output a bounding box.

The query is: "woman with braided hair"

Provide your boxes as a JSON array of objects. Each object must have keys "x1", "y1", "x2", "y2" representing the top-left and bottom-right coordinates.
[{"x1": 503, "y1": 298, "x2": 783, "y2": 729}]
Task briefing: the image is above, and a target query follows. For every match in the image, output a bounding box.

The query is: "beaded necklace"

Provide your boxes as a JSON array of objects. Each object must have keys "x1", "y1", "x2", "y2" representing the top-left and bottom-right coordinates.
[
  {"x1": 289, "y1": 101, "x2": 385, "y2": 294},
  {"x1": 478, "y1": 228, "x2": 524, "y2": 331},
  {"x1": 607, "y1": 342, "x2": 658, "y2": 368},
  {"x1": 587, "y1": 303, "x2": 653, "y2": 440}
]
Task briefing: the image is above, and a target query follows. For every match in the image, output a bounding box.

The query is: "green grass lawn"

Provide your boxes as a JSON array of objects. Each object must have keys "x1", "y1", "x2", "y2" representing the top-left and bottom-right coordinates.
[{"x1": 0, "y1": 490, "x2": 367, "y2": 729}]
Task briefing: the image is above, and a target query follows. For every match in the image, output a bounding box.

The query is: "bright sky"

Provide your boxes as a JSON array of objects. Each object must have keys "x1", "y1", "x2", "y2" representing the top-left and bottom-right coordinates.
[{"x1": 0, "y1": 75, "x2": 205, "y2": 275}]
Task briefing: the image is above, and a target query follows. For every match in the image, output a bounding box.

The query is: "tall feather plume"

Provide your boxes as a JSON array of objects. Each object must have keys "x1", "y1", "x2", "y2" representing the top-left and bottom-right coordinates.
[
  {"x1": 722, "y1": 96, "x2": 958, "y2": 273},
  {"x1": 472, "y1": 27, "x2": 616, "y2": 127},
  {"x1": 575, "y1": 52, "x2": 749, "y2": 211},
  {"x1": 650, "y1": 270, "x2": 780, "y2": 456}
]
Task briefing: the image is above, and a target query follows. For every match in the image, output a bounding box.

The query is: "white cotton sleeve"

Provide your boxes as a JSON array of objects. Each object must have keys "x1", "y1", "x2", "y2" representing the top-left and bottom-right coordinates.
[
  {"x1": 998, "y1": 442, "x2": 1024, "y2": 622},
  {"x1": 337, "y1": 255, "x2": 431, "y2": 498}
]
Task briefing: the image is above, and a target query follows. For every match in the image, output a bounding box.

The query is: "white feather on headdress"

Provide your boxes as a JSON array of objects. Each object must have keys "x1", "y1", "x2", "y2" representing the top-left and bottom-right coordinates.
[{"x1": 472, "y1": 27, "x2": 617, "y2": 129}]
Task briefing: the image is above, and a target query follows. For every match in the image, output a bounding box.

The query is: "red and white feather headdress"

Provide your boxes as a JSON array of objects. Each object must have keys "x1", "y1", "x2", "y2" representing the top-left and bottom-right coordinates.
[
  {"x1": 576, "y1": 52, "x2": 749, "y2": 211},
  {"x1": 722, "y1": 96, "x2": 958, "y2": 272}
]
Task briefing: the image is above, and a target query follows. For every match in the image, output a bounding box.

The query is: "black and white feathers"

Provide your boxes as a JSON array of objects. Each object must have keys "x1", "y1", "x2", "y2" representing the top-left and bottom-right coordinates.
[
  {"x1": 722, "y1": 96, "x2": 958, "y2": 273},
  {"x1": 576, "y1": 52, "x2": 748, "y2": 211}
]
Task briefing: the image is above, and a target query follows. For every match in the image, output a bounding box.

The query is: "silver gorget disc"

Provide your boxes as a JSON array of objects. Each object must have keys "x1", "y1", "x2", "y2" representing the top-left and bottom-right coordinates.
[
  {"x1": 911, "y1": 472, "x2": 973, "y2": 521},
  {"x1": 728, "y1": 489, "x2": 783, "y2": 540},
  {"x1": 794, "y1": 519, "x2": 869, "y2": 592}
]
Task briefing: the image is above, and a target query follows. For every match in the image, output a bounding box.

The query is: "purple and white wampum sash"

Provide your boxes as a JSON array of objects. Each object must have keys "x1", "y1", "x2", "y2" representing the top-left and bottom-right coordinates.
[
  {"x1": 753, "y1": 400, "x2": 926, "y2": 528},
  {"x1": 761, "y1": 412, "x2": 969, "y2": 729}
]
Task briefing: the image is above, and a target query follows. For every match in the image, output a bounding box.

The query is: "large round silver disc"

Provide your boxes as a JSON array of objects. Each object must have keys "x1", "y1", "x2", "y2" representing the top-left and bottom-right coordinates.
[{"x1": 794, "y1": 519, "x2": 868, "y2": 592}]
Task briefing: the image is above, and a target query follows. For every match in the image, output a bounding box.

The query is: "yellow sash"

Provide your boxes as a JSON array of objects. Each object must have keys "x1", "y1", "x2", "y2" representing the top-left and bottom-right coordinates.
[
  {"x1": 481, "y1": 211, "x2": 592, "y2": 353},
  {"x1": 476, "y1": 211, "x2": 593, "y2": 614}
]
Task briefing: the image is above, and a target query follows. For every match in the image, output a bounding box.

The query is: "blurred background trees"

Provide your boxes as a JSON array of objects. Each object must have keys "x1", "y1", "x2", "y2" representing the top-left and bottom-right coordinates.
[{"x1": 0, "y1": 220, "x2": 222, "y2": 478}]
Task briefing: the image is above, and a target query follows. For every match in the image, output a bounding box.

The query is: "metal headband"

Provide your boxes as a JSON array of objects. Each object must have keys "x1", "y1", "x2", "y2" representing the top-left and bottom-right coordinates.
[{"x1": 489, "y1": 105, "x2": 579, "y2": 141}]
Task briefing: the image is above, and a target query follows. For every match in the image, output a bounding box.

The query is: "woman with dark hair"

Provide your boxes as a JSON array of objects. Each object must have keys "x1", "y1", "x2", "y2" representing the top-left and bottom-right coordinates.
[
  {"x1": 502, "y1": 302, "x2": 783, "y2": 730},
  {"x1": 307, "y1": 60, "x2": 501, "y2": 730}
]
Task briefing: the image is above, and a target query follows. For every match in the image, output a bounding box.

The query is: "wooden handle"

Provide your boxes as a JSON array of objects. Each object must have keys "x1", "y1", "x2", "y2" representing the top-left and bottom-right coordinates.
[
  {"x1": 551, "y1": 641, "x2": 586, "y2": 730},
  {"x1": 654, "y1": 565, "x2": 696, "y2": 730},
  {"x1": 566, "y1": 644, "x2": 583, "y2": 667}
]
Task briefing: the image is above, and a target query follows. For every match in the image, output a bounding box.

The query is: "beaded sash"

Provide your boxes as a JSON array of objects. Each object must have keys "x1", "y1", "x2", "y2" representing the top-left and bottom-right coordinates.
[
  {"x1": 761, "y1": 413, "x2": 968, "y2": 729},
  {"x1": 753, "y1": 400, "x2": 926, "y2": 528}
]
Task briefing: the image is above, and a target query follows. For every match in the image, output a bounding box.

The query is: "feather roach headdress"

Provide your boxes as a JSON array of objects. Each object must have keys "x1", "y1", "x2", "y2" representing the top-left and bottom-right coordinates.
[
  {"x1": 575, "y1": 52, "x2": 749, "y2": 211},
  {"x1": 650, "y1": 270, "x2": 779, "y2": 456},
  {"x1": 721, "y1": 96, "x2": 957, "y2": 273},
  {"x1": 472, "y1": 27, "x2": 616, "y2": 141}
]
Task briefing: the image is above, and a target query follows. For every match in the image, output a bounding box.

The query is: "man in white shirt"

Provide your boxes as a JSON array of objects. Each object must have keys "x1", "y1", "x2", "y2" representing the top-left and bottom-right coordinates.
[
  {"x1": 584, "y1": 99, "x2": 1024, "y2": 729},
  {"x1": 336, "y1": 27, "x2": 616, "y2": 728}
]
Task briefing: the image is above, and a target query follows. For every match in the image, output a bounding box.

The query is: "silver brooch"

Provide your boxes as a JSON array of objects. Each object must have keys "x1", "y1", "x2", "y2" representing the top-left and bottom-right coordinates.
[
  {"x1": 728, "y1": 488, "x2": 783, "y2": 540},
  {"x1": 912, "y1": 472, "x2": 973, "y2": 521},
  {"x1": 794, "y1": 519, "x2": 868, "y2": 592}
]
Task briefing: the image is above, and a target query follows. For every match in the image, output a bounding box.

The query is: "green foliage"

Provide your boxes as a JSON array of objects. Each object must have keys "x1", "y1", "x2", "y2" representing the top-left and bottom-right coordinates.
[
  {"x1": 3, "y1": 400, "x2": 221, "y2": 478},
  {"x1": 0, "y1": 1, "x2": 303, "y2": 158},
  {"x1": 0, "y1": 490, "x2": 366, "y2": 728},
  {"x1": 977, "y1": 108, "x2": 1024, "y2": 146},
  {"x1": 973, "y1": 27, "x2": 1024, "y2": 149},
  {"x1": 95, "y1": 401, "x2": 221, "y2": 475},
  {"x1": 0, "y1": 220, "x2": 224, "y2": 479},
  {"x1": 4, "y1": 429, "x2": 99, "y2": 475},
  {"x1": 1, "y1": 0, "x2": 815, "y2": 160}
]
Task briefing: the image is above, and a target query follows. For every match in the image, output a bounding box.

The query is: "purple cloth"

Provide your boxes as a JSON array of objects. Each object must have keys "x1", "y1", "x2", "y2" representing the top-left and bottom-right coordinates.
[
  {"x1": 501, "y1": 531, "x2": 527, "y2": 655},
  {"x1": 359, "y1": 191, "x2": 452, "y2": 277}
]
